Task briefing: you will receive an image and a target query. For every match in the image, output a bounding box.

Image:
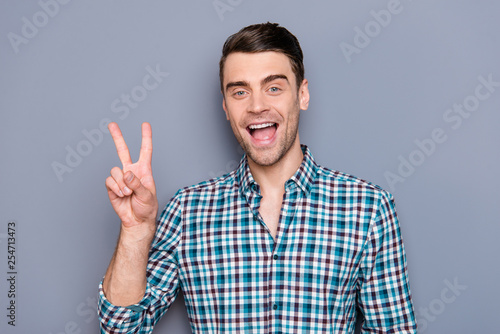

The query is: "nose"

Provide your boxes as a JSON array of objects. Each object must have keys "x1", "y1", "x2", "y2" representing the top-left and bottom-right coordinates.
[{"x1": 247, "y1": 91, "x2": 269, "y2": 114}]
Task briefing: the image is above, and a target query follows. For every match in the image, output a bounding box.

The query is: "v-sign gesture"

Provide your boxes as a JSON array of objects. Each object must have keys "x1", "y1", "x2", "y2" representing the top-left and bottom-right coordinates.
[
  {"x1": 105, "y1": 122, "x2": 158, "y2": 233},
  {"x1": 103, "y1": 122, "x2": 159, "y2": 306}
]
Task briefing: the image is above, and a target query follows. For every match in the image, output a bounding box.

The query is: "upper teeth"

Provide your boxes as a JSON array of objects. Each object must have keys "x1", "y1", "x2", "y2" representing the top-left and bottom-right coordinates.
[{"x1": 249, "y1": 123, "x2": 274, "y2": 129}]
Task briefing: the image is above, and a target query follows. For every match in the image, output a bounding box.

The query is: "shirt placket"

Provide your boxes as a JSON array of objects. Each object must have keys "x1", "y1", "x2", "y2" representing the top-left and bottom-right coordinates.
[
  {"x1": 243, "y1": 185, "x2": 275, "y2": 332},
  {"x1": 268, "y1": 182, "x2": 300, "y2": 332}
]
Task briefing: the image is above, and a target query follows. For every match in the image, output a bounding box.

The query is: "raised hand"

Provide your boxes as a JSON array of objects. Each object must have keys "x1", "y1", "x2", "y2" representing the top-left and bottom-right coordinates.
[
  {"x1": 105, "y1": 122, "x2": 158, "y2": 233},
  {"x1": 103, "y1": 122, "x2": 159, "y2": 306}
]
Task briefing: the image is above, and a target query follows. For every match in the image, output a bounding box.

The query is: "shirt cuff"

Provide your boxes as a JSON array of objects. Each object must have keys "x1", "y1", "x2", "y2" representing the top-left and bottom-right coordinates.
[{"x1": 98, "y1": 279, "x2": 151, "y2": 333}]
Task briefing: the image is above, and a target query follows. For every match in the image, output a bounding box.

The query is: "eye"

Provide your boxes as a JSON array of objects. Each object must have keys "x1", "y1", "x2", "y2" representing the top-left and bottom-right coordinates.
[
  {"x1": 268, "y1": 87, "x2": 280, "y2": 93},
  {"x1": 233, "y1": 90, "x2": 246, "y2": 97}
]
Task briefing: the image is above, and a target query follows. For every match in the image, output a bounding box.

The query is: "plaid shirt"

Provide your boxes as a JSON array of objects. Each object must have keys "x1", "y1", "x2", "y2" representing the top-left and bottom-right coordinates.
[{"x1": 98, "y1": 146, "x2": 417, "y2": 333}]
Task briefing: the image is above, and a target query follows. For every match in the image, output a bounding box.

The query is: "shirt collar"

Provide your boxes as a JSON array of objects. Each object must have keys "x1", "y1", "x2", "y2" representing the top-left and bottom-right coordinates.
[{"x1": 236, "y1": 145, "x2": 318, "y2": 196}]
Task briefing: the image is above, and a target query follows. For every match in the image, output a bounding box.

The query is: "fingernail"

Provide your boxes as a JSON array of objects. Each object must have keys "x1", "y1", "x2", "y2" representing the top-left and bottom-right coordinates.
[
  {"x1": 123, "y1": 187, "x2": 131, "y2": 195},
  {"x1": 119, "y1": 190, "x2": 124, "y2": 197},
  {"x1": 126, "y1": 173, "x2": 134, "y2": 182}
]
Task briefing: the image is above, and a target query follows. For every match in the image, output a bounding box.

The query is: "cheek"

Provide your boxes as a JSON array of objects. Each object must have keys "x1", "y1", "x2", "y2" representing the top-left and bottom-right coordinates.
[
  {"x1": 226, "y1": 103, "x2": 247, "y2": 126},
  {"x1": 279, "y1": 100, "x2": 300, "y2": 121},
  {"x1": 225, "y1": 100, "x2": 245, "y2": 116},
  {"x1": 227, "y1": 112, "x2": 245, "y2": 133}
]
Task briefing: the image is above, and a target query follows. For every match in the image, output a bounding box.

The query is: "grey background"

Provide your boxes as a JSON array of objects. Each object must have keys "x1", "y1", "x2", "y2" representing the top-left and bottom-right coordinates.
[{"x1": 1, "y1": 0, "x2": 498, "y2": 333}]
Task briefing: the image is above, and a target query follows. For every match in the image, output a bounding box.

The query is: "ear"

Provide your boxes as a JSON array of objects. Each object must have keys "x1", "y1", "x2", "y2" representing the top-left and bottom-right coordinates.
[
  {"x1": 222, "y1": 93, "x2": 229, "y2": 120},
  {"x1": 298, "y1": 79, "x2": 310, "y2": 111}
]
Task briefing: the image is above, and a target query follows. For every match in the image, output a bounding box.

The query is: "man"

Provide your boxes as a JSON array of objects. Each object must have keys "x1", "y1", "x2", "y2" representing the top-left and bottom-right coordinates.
[{"x1": 99, "y1": 23, "x2": 417, "y2": 333}]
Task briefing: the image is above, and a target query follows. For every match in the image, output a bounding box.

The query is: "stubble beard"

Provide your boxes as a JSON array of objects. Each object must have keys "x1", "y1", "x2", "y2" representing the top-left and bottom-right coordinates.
[{"x1": 236, "y1": 108, "x2": 300, "y2": 168}]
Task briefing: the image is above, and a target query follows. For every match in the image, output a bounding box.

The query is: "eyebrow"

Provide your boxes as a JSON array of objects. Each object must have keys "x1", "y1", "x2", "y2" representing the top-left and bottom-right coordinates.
[
  {"x1": 225, "y1": 74, "x2": 289, "y2": 93},
  {"x1": 225, "y1": 80, "x2": 249, "y2": 92},
  {"x1": 261, "y1": 74, "x2": 288, "y2": 86}
]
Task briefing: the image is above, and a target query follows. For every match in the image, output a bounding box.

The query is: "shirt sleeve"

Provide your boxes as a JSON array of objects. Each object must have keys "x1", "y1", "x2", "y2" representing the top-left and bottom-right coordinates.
[
  {"x1": 98, "y1": 192, "x2": 184, "y2": 333},
  {"x1": 357, "y1": 191, "x2": 417, "y2": 333}
]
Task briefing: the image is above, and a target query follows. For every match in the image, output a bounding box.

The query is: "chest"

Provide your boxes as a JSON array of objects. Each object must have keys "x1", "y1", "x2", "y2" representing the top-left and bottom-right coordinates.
[
  {"x1": 178, "y1": 201, "x2": 368, "y2": 330},
  {"x1": 258, "y1": 193, "x2": 283, "y2": 239}
]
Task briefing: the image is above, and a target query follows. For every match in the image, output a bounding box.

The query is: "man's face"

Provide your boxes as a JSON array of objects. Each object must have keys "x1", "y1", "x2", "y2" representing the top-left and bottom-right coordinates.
[{"x1": 222, "y1": 51, "x2": 309, "y2": 167}]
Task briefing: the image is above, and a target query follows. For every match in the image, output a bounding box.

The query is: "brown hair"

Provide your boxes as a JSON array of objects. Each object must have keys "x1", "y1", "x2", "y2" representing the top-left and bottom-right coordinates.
[{"x1": 219, "y1": 22, "x2": 304, "y2": 92}]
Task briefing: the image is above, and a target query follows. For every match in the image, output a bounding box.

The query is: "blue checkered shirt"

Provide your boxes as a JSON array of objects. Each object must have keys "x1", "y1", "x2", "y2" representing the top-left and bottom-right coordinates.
[{"x1": 98, "y1": 146, "x2": 417, "y2": 333}]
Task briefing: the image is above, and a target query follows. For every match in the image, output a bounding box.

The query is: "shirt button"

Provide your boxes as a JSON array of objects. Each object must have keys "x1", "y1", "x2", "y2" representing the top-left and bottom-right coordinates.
[
  {"x1": 273, "y1": 254, "x2": 278, "y2": 260},
  {"x1": 273, "y1": 303, "x2": 278, "y2": 310}
]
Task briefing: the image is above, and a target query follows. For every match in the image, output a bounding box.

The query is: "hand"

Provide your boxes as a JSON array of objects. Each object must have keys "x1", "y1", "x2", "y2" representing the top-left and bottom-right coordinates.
[{"x1": 105, "y1": 122, "x2": 158, "y2": 234}]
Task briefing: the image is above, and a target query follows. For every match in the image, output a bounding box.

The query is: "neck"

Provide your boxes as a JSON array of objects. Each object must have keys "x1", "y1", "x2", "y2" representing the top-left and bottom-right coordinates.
[{"x1": 247, "y1": 139, "x2": 303, "y2": 196}]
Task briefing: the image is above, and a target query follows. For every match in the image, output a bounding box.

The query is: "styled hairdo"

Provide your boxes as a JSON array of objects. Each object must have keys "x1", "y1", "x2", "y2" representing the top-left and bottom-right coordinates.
[{"x1": 219, "y1": 22, "x2": 304, "y2": 92}]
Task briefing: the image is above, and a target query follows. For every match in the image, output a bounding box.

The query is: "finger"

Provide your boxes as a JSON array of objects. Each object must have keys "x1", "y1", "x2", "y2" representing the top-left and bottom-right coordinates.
[
  {"x1": 105, "y1": 176, "x2": 123, "y2": 198},
  {"x1": 110, "y1": 167, "x2": 132, "y2": 196},
  {"x1": 108, "y1": 122, "x2": 133, "y2": 167},
  {"x1": 138, "y1": 122, "x2": 153, "y2": 165},
  {"x1": 123, "y1": 171, "x2": 153, "y2": 203}
]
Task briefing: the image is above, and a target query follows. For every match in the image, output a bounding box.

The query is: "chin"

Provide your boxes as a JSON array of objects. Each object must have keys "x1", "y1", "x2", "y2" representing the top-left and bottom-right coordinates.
[
  {"x1": 246, "y1": 147, "x2": 285, "y2": 167},
  {"x1": 249, "y1": 156, "x2": 278, "y2": 167}
]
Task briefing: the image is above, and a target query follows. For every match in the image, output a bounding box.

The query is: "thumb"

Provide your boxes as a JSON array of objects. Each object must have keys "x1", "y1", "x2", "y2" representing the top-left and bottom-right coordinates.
[{"x1": 123, "y1": 171, "x2": 153, "y2": 202}]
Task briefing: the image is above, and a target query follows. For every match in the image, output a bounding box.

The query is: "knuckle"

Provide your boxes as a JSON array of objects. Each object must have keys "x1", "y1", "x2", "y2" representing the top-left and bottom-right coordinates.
[
  {"x1": 130, "y1": 176, "x2": 142, "y2": 189},
  {"x1": 111, "y1": 166, "x2": 122, "y2": 174},
  {"x1": 105, "y1": 176, "x2": 115, "y2": 186}
]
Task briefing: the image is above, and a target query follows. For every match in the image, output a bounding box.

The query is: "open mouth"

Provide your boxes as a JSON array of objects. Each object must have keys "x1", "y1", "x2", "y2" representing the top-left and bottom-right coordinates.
[{"x1": 247, "y1": 122, "x2": 278, "y2": 141}]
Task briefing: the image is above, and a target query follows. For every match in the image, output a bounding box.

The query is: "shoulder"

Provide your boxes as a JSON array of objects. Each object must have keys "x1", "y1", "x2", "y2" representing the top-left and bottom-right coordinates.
[
  {"x1": 315, "y1": 164, "x2": 394, "y2": 202},
  {"x1": 158, "y1": 171, "x2": 238, "y2": 223},
  {"x1": 173, "y1": 170, "x2": 239, "y2": 200}
]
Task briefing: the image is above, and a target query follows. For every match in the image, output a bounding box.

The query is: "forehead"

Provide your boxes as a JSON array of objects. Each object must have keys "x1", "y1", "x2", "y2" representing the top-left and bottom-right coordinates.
[{"x1": 223, "y1": 51, "x2": 295, "y2": 85}]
